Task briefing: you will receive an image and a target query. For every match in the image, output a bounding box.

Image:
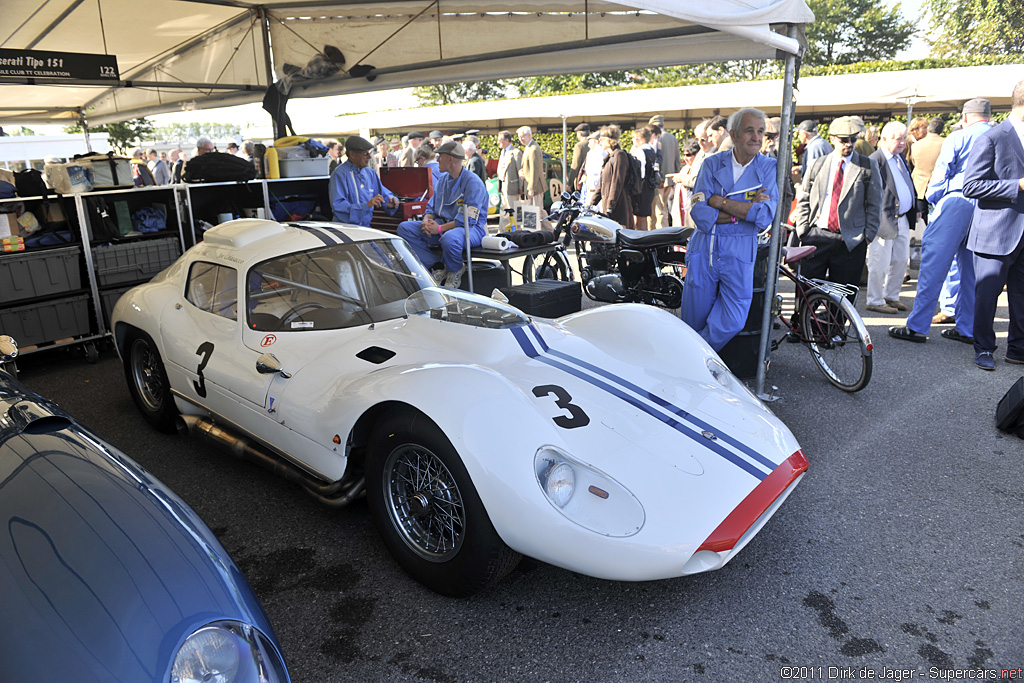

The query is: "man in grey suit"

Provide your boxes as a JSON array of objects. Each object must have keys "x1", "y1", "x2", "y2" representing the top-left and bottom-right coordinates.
[
  {"x1": 866, "y1": 121, "x2": 915, "y2": 314},
  {"x1": 649, "y1": 114, "x2": 681, "y2": 227},
  {"x1": 495, "y1": 130, "x2": 522, "y2": 229},
  {"x1": 964, "y1": 81, "x2": 1024, "y2": 370},
  {"x1": 793, "y1": 117, "x2": 882, "y2": 292},
  {"x1": 797, "y1": 119, "x2": 834, "y2": 181}
]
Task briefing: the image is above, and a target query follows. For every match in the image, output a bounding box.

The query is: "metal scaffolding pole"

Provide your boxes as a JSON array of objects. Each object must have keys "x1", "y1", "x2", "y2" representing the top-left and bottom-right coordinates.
[{"x1": 755, "y1": 23, "x2": 801, "y2": 400}]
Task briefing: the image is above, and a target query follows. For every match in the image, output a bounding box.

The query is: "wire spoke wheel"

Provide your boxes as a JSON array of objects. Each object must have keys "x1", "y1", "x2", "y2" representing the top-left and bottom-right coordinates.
[
  {"x1": 123, "y1": 330, "x2": 177, "y2": 432},
  {"x1": 367, "y1": 413, "x2": 521, "y2": 596},
  {"x1": 130, "y1": 339, "x2": 166, "y2": 413},
  {"x1": 383, "y1": 444, "x2": 466, "y2": 562},
  {"x1": 800, "y1": 290, "x2": 872, "y2": 392}
]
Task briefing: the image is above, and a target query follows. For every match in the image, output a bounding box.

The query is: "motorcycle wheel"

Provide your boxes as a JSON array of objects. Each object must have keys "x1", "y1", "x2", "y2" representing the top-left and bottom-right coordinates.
[
  {"x1": 644, "y1": 274, "x2": 684, "y2": 309},
  {"x1": 534, "y1": 249, "x2": 573, "y2": 282}
]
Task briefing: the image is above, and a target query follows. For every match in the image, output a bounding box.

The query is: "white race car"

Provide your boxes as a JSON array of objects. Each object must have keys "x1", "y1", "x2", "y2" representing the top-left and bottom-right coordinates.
[{"x1": 112, "y1": 219, "x2": 808, "y2": 596}]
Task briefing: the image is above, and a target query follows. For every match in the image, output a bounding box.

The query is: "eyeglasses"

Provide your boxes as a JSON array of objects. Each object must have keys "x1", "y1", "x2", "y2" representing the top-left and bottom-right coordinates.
[
  {"x1": 765, "y1": 133, "x2": 779, "y2": 140},
  {"x1": 834, "y1": 135, "x2": 859, "y2": 144},
  {"x1": 683, "y1": 152, "x2": 696, "y2": 157}
]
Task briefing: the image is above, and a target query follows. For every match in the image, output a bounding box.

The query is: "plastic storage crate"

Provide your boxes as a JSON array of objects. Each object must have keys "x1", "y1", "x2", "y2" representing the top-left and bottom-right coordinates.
[
  {"x1": 0, "y1": 246, "x2": 82, "y2": 304},
  {"x1": 279, "y1": 157, "x2": 330, "y2": 178},
  {"x1": 92, "y1": 237, "x2": 181, "y2": 286},
  {"x1": 100, "y1": 285, "x2": 135, "y2": 325},
  {"x1": 0, "y1": 294, "x2": 91, "y2": 347}
]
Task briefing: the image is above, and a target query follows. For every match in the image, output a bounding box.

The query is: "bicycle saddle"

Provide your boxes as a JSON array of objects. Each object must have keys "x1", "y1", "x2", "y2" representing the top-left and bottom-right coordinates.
[{"x1": 782, "y1": 245, "x2": 816, "y2": 263}]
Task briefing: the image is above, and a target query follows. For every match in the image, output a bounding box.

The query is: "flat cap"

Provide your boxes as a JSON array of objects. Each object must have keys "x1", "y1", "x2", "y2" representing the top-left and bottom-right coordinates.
[
  {"x1": 436, "y1": 141, "x2": 466, "y2": 159},
  {"x1": 407, "y1": 131, "x2": 425, "y2": 139},
  {"x1": 588, "y1": 131, "x2": 600, "y2": 140},
  {"x1": 574, "y1": 123, "x2": 590, "y2": 133},
  {"x1": 828, "y1": 116, "x2": 864, "y2": 136},
  {"x1": 428, "y1": 130, "x2": 444, "y2": 139},
  {"x1": 648, "y1": 114, "x2": 665, "y2": 126},
  {"x1": 797, "y1": 119, "x2": 819, "y2": 133},
  {"x1": 344, "y1": 135, "x2": 374, "y2": 152},
  {"x1": 962, "y1": 97, "x2": 991, "y2": 116}
]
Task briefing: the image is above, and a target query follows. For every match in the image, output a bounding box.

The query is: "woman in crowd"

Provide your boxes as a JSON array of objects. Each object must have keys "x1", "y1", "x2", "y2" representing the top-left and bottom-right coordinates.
[
  {"x1": 630, "y1": 126, "x2": 656, "y2": 230},
  {"x1": 591, "y1": 124, "x2": 633, "y2": 229}
]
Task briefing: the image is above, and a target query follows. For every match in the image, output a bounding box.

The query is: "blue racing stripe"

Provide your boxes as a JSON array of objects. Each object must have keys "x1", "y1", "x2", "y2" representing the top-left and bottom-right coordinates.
[
  {"x1": 535, "y1": 354, "x2": 768, "y2": 481},
  {"x1": 293, "y1": 224, "x2": 335, "y2": 246},
  {"x1": 313, "y1": 224, "x2": 354, "y2": 243},
  {"x1": 514, "y1": 325, "x2": 769, "y2": 480},
  {"x1": 538, "y1": 338, "x2": 778, "y2": 472}
]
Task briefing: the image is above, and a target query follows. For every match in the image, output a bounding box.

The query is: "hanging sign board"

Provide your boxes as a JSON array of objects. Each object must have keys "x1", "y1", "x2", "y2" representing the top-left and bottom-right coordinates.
[{"x1": 0, "y1": 49, "x2": 118, "y2": 81}]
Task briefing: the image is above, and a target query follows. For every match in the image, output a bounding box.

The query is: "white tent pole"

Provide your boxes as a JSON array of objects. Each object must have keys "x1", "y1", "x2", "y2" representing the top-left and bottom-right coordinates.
[
  {"x1": 755, "y1": 23, "x2": 800, "y2": 400},
  {"x1": 78, "y1": 110, "x2": 93, "y2": 153},
  {"x1": 561, "y1": 115, "x2": 568, "y2": 189}
]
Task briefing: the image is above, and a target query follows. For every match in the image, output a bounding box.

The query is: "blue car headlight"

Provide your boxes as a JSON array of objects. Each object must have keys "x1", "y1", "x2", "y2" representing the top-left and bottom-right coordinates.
[
  {"x1": 171, "y1": 621, "x2": 288, "y2": 683},
  {"x1": 535, "y1": 446, "x2": 645, "y2": 537}
]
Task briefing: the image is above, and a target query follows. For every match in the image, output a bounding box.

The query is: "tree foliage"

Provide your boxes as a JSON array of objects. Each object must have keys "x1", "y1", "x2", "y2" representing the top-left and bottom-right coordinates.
[
  {"x1": 63, "y1": 118, "x2": 154, "y2": 154},
  {"x1": 804, "y1": 0, "x2": 915, "y2": 66},
  {"x1": 924, "y1": 0, "x2": 1024, "y2": 58},
  {"x1": 412, "y1": 81, "x2": 509, "y2": 106}
]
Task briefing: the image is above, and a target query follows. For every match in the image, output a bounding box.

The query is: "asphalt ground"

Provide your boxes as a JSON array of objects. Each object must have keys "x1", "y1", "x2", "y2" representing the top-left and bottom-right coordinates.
[{"x1": 13, "y1": 264, "x2": 1024, "y2": 683}]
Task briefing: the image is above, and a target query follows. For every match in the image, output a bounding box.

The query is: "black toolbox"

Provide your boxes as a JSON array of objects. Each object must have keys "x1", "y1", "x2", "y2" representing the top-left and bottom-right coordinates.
[{"x1": 498, "y1": 279, "x2": 582, "y2": 318}]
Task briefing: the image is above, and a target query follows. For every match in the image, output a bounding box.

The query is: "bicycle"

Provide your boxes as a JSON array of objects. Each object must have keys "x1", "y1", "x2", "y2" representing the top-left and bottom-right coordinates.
[{"x1": 770, "y1": 244, "x2": 873, "y2": 392}]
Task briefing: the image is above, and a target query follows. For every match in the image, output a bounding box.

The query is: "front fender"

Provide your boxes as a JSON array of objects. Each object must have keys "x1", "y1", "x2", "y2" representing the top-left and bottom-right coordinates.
[{"x1": 335, "y1": 363, "x2": 585, "y2": 555}]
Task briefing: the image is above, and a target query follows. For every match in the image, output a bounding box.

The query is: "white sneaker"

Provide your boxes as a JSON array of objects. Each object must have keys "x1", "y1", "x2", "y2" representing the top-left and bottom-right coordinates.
[{"x1": 445, "y1": 265, "x2": 467, "y2": 290}]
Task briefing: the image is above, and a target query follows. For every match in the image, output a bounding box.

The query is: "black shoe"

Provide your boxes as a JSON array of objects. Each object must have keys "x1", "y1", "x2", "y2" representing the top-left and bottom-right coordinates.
[
  {"x1": 785, "y1": 330, "x2": 802, "y2": 344},
  {"x1": 940, "y1": 328, "x2": 974, "y2": 344},
  {"x1": 888, "y1": 326, "x2": 927, "y2": 343}
]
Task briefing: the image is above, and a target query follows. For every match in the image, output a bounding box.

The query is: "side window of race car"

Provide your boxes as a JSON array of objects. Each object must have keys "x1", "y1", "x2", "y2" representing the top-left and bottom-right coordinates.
[{"x1": 186, "y1": 262, "x2": 238, "y2": 321}]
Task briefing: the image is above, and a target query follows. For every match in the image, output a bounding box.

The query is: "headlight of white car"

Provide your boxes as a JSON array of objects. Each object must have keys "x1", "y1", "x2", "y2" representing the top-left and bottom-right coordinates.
[
  {"x1": 535, "y1": 446, "x2": 645, "y2": 537},
  {"x1": 171, "y1": 621, "x2": 288, "y2": 683},
  {"x1": 706, "y1": 356, "x2": 771, "y2": 410},
  {"x1": 706, "y1": 357, "x2": 732, "y2": 388}
]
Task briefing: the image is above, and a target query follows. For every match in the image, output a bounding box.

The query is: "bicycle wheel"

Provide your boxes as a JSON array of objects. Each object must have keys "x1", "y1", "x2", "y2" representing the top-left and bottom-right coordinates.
[{"x1": 799, "y1": 289, "x2": 872, "y2": 392}]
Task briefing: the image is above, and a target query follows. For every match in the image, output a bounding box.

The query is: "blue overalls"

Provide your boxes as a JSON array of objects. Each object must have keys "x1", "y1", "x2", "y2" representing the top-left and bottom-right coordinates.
[
  {"x1": 329, "y1": 161, "x2": 397, "y2": 227},
  {"x1": 681, "y1": 150, "x2": 778, "y2": 351},
  {"x1": 397, "y1": 168, "x2": 489, "y2": 272}
]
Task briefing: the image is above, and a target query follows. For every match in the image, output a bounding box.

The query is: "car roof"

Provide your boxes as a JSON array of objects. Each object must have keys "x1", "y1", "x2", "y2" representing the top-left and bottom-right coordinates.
[{"x1": 197, "y1": 219, "x2": 394, "y2": 264}]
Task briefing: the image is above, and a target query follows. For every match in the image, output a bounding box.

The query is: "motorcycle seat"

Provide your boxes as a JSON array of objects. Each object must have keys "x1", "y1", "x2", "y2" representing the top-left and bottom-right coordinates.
[{"x1": 617, "y1": 226, "x2": 690, "y2": 248}]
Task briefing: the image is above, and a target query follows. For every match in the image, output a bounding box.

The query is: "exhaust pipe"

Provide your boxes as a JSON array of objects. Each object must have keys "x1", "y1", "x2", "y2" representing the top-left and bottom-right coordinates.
[{"x1": 176, "y1": 414, "x2": 363, "y2": 507}]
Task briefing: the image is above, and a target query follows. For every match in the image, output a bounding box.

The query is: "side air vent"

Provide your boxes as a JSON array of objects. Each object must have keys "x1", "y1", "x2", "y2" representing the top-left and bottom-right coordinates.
[{"x1": 356, "y1": 346, "x2": 395, "y2": 364}]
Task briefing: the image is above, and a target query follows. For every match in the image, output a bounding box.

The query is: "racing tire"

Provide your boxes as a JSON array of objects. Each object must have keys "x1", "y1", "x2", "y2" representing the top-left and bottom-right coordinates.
[
  {"x1": 799, "y1": 290, "x2": 872, "y2": 392},
  {"x1": 367, "y1": 411, "x2": 521, "y2": 597},
  {"x1": 123, "y1": 329, "x2": 178, "y2": 432}
]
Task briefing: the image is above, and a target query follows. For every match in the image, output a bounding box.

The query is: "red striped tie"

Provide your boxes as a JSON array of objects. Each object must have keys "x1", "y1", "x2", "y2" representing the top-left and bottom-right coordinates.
[{"x1": 827, "y1": 161, "x2": 844, "y2": 233}]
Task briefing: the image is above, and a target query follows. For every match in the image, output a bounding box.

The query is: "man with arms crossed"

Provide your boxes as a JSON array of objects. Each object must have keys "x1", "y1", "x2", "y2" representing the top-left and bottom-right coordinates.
[{"x1": 682, "y1": 108, "x2": 778, "y2": 351}]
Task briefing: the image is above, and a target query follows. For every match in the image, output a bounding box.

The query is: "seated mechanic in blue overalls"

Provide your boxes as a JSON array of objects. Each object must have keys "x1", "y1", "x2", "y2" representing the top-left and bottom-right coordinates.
[
  {"x1": 329, "y1": 134, "x2": 399, "y2": 227},
  {"x1": 397, "y1": 141, "x2": 489, "y2": 289},
  {"x1": 682, "y1": 108, "x2": 778, "y2": 352}
]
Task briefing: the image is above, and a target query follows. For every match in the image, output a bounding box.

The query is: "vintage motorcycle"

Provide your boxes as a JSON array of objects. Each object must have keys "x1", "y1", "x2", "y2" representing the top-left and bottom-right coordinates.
[{"x1": 533, "y1": 193, "x2": 690, "y2": 309}]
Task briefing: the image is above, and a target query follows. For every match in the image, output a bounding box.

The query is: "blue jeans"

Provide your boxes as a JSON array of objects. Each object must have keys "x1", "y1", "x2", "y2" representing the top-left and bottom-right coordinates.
[{"x1": 905, "y1": 193, "x2": 976, "y2": 338}]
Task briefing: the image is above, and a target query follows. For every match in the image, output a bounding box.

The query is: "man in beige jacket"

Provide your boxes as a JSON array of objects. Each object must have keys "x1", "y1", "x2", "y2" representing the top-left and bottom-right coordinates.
[
  {"x1": 517, "y1": 125, "x2": 545, "y2": 208},
  {"x1": 910, "y1": 117, "x2": 946, "y2": 225}
]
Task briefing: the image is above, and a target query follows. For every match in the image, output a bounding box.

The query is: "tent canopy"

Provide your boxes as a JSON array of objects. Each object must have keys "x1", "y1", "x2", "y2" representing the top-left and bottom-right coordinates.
[
  {"x1": 309, "y1": 64, "x2": 1024, "y2": 138},
  {"x1": 1, "y1": 0, "x2": 810, "y2": 126}
]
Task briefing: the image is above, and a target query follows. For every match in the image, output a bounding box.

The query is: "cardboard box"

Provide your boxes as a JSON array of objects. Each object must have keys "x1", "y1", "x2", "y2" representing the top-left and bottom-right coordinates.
[{"x1": 1, "y1": 213, "x2": 19, "y2": 238}]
